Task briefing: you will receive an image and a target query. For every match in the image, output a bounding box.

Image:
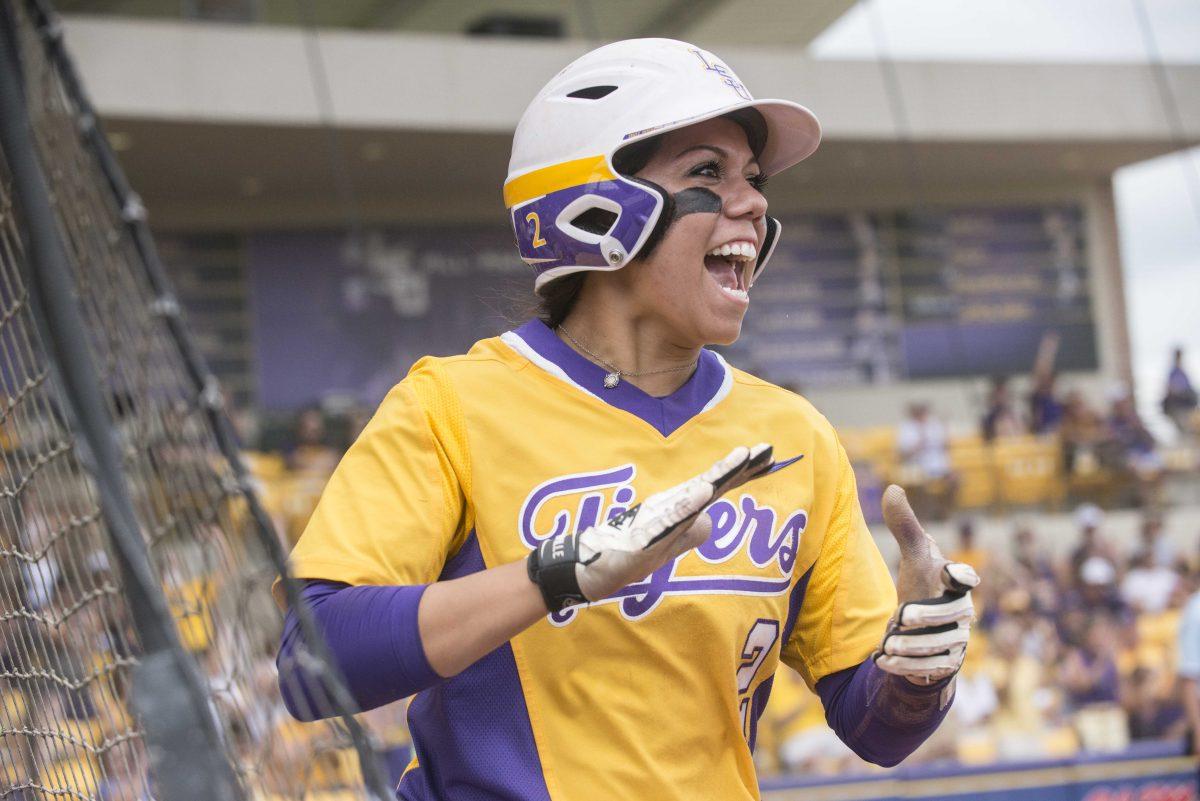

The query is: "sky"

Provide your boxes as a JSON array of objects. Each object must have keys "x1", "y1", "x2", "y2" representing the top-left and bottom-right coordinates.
[{"x1": 810, "y1": 0, "x2": 1200, "y2": 439}]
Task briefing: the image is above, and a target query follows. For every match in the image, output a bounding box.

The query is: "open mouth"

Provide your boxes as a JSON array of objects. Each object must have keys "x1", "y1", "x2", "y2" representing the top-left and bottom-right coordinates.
[{"x1": 704, "y1": 241, "x2": 757, "y2": 302}]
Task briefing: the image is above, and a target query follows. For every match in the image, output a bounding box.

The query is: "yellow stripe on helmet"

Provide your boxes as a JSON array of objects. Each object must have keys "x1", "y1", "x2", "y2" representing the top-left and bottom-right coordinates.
[{"x1": 502, "y1": 155, "x2": 616, "y2": 208}]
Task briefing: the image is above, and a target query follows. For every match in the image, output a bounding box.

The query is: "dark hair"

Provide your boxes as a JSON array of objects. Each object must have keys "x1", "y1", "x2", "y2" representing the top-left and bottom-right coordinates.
[
  {"x1": 535, "y1": 272, "x2": 588, "y2": 329},
  {"x1": 609, "y1": 107, "x2": 766, "y2": 176},
  {"x1": 528, "y1": 109, "x2": 769, "y2": 326}
]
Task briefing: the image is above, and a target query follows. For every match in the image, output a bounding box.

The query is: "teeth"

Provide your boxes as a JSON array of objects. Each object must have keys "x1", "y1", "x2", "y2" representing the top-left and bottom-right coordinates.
[
  {"x1": 706, "y1": 242, "x2": 758, "y2": 262},
  {"x1": 720, "y1": 286, "x2": 749, "y2": 302}
]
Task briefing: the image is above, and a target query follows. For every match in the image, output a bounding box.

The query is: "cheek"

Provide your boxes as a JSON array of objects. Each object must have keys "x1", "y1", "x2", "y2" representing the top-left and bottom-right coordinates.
[{"x1": 648, "y1": 213, "x2": 718, "y2": 281}]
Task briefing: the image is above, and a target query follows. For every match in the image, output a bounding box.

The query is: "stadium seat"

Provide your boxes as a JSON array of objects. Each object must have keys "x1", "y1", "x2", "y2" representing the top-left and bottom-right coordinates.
[
  {"x1": 993, "y1": 435, "x2": 1066, "y2": 508},
  {"x1": 949, "y1": 434, "x2": 997, "y2": 509}
]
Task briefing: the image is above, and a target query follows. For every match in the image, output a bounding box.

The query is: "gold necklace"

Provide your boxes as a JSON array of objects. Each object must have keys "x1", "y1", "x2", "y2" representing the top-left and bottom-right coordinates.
[{"x1": 557, "y1": 325, "x2": 698, "y2": 389}]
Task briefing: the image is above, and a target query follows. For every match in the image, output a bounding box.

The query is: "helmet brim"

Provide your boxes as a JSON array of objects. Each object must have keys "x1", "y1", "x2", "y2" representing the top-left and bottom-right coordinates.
[{"x1": 615, "y1": 97, "x2": 821, "y2": 178}]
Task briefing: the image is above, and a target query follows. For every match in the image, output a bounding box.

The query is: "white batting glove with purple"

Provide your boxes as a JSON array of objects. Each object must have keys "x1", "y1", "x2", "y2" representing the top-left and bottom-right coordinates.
[
  {"x1": 873, "y1": 485, "x2": 980, "y2": 685},
  {"x1": 527, "y1": 444, "x2": 774, "y2": 613}
]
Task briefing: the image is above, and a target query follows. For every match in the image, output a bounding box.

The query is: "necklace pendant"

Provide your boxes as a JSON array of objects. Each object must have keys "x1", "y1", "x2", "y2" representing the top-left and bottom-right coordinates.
[{"x1": 603, "y1": 371, "x2": 620, "y2": 389}]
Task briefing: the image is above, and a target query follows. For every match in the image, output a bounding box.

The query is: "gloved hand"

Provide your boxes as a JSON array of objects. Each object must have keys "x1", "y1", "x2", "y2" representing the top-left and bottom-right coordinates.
[
  {"x1": 527, "y1": 444, "x2": 774, "y2": 613},
  {"x1": 873, "y1": 485, "x2": 980, "y2": 685}
]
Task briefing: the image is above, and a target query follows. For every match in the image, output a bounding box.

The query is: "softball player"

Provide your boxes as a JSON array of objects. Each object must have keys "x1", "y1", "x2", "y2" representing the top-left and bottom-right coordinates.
[{"x1": 277, "y1": 38, "x2": 979, "y2": 801}]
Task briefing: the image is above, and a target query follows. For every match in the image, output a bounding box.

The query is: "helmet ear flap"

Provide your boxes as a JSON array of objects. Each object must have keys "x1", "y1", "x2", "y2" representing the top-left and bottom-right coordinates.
[
  {"x1": 749, "y1": 216, "x2": 782, "y2": 288},
  {"x1": 621, "y1": 177, "x2": 672, "y2": 261}
]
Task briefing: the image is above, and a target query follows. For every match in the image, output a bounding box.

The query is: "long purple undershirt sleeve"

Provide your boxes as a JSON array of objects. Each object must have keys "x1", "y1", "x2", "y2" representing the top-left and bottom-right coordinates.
[
  {"x1": 815, "y1": 658, "x2": 953, "y2": 767},
  {"x1": 276, "y1": 580, "x2": 441, "y2": 722}
]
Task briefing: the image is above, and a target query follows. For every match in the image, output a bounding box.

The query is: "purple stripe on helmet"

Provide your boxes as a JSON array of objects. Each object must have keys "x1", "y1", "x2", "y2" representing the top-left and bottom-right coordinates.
[
  {"x1": 512, "y1": 319, "x2": 728, "y2": 436},
  {"x1": 512, "y1": 178, "x2": 661, "y2": 278},
  {"x1": 398, "y1": 531, "x2": 552, "y2": 801}
]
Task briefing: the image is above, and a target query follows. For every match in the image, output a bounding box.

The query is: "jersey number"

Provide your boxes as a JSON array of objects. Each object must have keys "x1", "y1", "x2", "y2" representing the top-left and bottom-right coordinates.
[
  {"x1": 525, "y1": 212, "x2": 547, "y2": 248},
  {"x1": 737, "y1": 619, "x2": 779, "y2": 740}
]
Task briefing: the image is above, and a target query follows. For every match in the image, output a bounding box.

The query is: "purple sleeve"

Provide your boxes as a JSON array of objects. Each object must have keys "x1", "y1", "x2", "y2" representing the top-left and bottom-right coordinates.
[
  {"x1": 815, "y1": 658, "x2": 953, "y2": 767},
  {"x1": 276, "y1": 579, "x2": 441, "y2": 722}
]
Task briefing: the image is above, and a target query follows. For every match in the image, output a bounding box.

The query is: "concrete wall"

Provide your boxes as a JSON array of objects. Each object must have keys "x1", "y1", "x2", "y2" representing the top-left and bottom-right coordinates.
[
  {"x1": 55, "y1": 16, "x2": 1197, "y2": 426},
  {"x1": 60, "y1": 16, "x2": 1200, "y2": 138}
]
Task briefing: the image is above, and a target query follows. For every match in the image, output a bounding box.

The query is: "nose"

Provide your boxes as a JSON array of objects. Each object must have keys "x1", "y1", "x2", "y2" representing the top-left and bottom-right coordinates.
[{"x1": 723, "y1": 177, "x2": 768, "y2": 225}]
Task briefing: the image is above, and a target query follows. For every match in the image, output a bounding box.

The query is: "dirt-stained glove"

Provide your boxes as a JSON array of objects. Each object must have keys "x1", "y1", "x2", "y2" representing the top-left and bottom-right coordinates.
[
  {"x1": 527, "y1": 444, "x2": 774, "y2": 613},
  {"x1": 873, "y1": 485, "x2": 980, "y2": 685}
]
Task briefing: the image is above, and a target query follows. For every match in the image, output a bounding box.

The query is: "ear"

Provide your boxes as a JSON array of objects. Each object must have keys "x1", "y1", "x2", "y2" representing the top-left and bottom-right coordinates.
[{"x1": 749, "y1": 216, "x2": 781, "y2": 288}]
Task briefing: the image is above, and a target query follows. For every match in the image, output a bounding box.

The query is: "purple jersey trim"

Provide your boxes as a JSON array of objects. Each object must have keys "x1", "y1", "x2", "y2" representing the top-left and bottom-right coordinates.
[
  {"x1": 509, "y1": 318, "x2": 729, "y2": 437},
  {"x1": 399, "y1": 531, "x2": 552, "y2": 801},
  {"x1": 815, "y1": 659, "x2": 953, "y2": 767},
  {"x1": 746, "y1": 564, "x2": 813, "y2": 752},
  {"x1": 276, "y1": 581, "x2": 439, "y2": 721}
]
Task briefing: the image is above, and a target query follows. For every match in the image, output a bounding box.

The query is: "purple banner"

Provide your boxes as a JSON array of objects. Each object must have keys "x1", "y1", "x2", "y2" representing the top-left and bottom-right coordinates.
[{"x1": 248, "y1": 229, "x2": 523, "y2": 409}]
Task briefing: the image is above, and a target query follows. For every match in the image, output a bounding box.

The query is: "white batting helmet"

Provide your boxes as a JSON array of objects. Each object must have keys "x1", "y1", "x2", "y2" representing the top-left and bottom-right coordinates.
[{"x1": 504, "y1": 38, "x2": 821, "y2": 294}]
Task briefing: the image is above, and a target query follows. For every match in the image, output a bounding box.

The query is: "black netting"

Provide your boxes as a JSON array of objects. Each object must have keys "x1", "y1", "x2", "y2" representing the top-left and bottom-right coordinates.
[{"x1": 0, "y1": 2, "x2": 389, "y2": 799}]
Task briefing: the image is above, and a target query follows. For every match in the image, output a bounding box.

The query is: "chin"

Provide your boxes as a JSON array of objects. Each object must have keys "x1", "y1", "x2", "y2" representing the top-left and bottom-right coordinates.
[{"x1": 701, "y1": 315, "x2": 744, "y2": 347}]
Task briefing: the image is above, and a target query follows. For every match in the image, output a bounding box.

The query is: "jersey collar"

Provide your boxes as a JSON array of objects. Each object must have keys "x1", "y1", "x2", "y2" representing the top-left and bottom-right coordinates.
[{"x1": 501, "y1": 319, "x2": 732, "y2": 437}]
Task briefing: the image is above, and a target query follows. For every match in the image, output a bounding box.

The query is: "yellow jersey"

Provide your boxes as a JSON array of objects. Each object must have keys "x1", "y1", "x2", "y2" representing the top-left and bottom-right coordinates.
[{"x1": 286, "y1": 318, "x2": 895, "y2": 801}]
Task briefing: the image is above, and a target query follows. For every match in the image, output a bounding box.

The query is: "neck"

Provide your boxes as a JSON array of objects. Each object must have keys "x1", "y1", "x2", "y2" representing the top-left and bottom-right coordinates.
[{"x1": 557, "y1": 281, "x2": 701, "y2": 397}]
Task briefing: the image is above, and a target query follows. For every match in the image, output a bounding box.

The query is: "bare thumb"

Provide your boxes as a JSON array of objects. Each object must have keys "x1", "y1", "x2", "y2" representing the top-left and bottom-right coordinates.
[
  {"x1": 881, "y1": 485, "x2": 941, "y2": 561},
  {"x1": 882, "y1": 485, "x2": 951, "y2": 603}
]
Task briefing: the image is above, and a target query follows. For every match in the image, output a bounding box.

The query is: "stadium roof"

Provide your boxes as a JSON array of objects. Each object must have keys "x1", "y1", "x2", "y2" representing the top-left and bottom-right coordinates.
[{"x1": 55, "y1": 0, "x2": 856, "y2": 45}]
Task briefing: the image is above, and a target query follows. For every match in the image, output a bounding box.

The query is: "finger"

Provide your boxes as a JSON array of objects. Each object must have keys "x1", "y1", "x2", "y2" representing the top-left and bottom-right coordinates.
[
  {"x1": 882, "y1": 624, "x2": 970, "y2": 657},
  {"x1": 943, "y1": 562, "x2": 980, "y2": 593},
  {"x1": 874, "y1": 646, "x2": 965, "y2": 679},
  {"x1": 699, "y1": 446, "x2": 751, "y2": 491},
  {"x1": 881, "y1": 485, "x2": 939, "y2": 561},
  {"x1": 897, "y1": 593, "x2": 974, "y2": 627},
  {"x1": 706, "y1": 443, "x2": 773, "y2": 498}
]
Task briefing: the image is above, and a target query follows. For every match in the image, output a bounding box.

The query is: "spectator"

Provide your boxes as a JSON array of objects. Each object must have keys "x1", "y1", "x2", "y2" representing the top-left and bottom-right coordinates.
[
  {"x1": 1136, "y1": 513, "x2": 1177, "y2": 569},
  {"x1": 285, "y1": 406, "x2": 340, "y2": 476},
  {"x1": 1060, "y1": 616, "x2": 1128, "y2": 752},
  {"x1": 1072, "y1": 556, "x2": 1128, "y2": 621},
  {"x1": 951, "y1": 518, "x2": 990, "y2": 577},
  {"x1": 1061, "y1": 617, "x2": 1122, "y2": 708},
  {"x1": 1059, "y1": 390, "x2": 1104, "y2": 475},
  {"x1": 1029, "y1": 332, "x2": 1065, "y2": 434},
  {"x1": 1103, "y1": 387, "x2": 1163, "y2": 506},
  {"x1": 1120, "y1": 551, "x2": 1178, "y2": 615},
  {"x1": 896, "y1": 401, "x2": 957, "y2": 519},
  {"x1": 981, "y1": 376, "x2": 1023, "y2": 442},
  {"x1": 1012, "y1": 520, "x2": 1054, "y2": 582},
  {"x1": 1124, "y1": 666, "x2": 1184, "y2": 742},
  {"x1": 1068, "y1": 505, "x2": 1118, "y2": 588},
  {"x1": 1161, "y1": 346, "x2": 1198, "y2": 437}
]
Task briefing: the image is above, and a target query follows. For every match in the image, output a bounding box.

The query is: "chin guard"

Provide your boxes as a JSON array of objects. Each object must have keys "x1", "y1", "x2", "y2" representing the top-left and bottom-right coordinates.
[{"x1": 749, "y1": 216, "x2": 781, "y2": 288}]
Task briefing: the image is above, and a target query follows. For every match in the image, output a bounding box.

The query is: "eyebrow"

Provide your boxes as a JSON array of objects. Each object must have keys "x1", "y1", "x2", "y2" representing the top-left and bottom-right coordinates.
[{"x1": 675, "y1": 144, "x2": 727, "y2": 160}]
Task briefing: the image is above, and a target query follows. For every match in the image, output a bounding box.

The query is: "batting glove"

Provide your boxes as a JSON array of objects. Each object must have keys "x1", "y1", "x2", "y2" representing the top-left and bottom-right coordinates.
[
  {"x1": 873, "y1": 485, "x2": 980, "y2": 685},
  {"x1": 527, "y1": 444, "x2": 774, "y2": 613}
]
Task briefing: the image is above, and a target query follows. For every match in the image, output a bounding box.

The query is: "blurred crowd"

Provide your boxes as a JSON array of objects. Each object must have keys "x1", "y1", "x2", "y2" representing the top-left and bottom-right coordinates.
[
  {"x1": 881, "y1": 342, "x2": 1199, "y2": 521},
  {"x1": 0, "y1": 476, "x2": 409, "y2": 801},
  {"x1": 756, "y1": 505, "x2": 1197, "y2": 777}
]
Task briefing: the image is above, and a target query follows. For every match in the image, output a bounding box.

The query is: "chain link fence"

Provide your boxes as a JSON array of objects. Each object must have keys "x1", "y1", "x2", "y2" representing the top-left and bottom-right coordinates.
[{"x1": 0, "y1": 1, "x2": 392, "y2": 798}]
